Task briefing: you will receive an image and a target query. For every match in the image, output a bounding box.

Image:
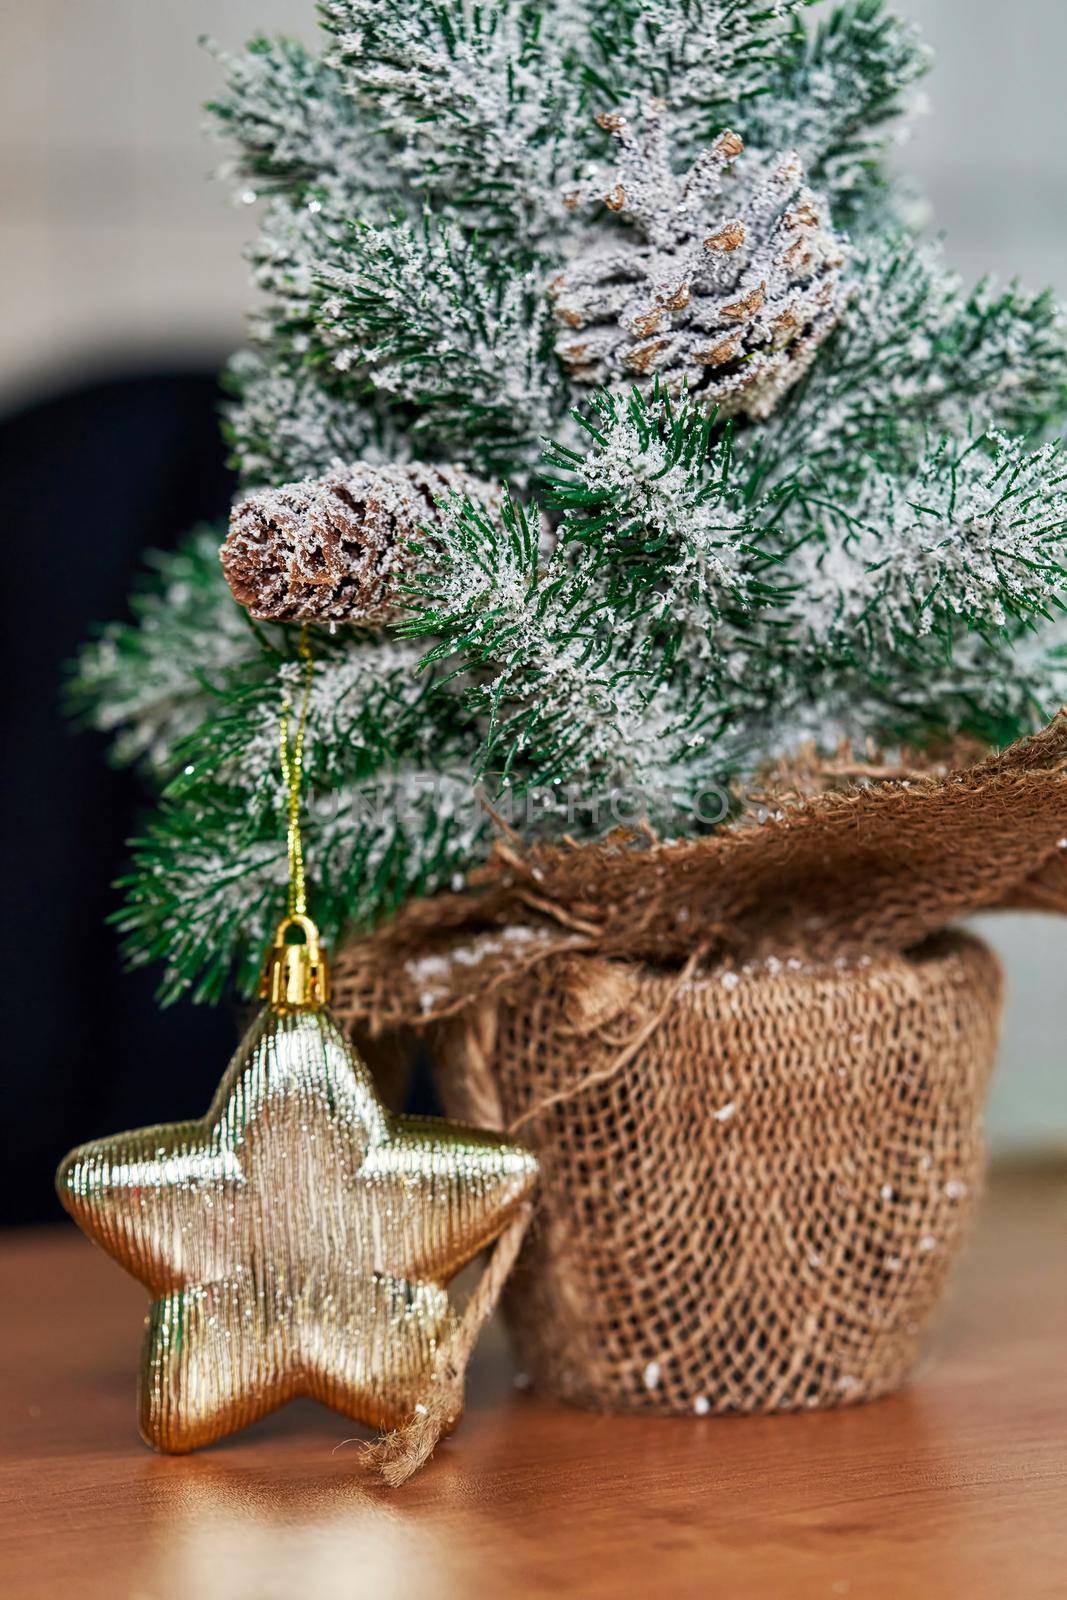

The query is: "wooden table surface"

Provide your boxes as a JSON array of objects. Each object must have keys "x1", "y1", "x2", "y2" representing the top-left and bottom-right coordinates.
[{"x1": 1, "y1": 1167, "x2": 1064, "y2": 1600}]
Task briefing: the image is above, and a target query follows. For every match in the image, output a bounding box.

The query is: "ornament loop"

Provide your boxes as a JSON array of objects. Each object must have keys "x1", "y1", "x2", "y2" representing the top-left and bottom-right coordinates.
[
  {"x1": 263, "y1": 623, "x2": 327, "y2": 1010},
  {"x1": 259, "y1": 913, "x2": 330, "y2": 1010}
]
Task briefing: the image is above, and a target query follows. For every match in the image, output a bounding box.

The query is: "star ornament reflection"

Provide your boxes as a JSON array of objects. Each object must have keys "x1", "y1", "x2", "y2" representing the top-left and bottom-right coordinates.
[{"x1": 56, "y1": 1004, "x2": 537, "y2": 1452}]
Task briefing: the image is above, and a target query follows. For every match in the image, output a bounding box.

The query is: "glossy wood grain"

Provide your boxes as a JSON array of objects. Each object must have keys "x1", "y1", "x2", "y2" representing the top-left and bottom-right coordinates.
[{"x1": 1, "y1": 1167, "x2": 1064, "y2": 1600}]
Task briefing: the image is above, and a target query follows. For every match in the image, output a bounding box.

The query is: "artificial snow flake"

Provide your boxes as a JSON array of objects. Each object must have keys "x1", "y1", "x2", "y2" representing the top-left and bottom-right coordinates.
[{"x1": 551, "y1": 106, "x2": 847, "y2": 419}]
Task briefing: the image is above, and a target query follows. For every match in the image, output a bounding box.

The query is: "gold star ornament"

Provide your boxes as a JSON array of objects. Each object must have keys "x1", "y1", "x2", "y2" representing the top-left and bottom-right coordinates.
[{"x1": 56, "y1": 914, "x2": 537, "y2": 1455}]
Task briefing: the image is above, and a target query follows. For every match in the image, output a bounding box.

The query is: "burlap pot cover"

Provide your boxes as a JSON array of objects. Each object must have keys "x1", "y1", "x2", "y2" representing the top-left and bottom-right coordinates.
[
  {"x1": 430, "y1": 931, "x2": 1002, "y2": 1416},
  {"x1": 332, "y1": 720, "x2": 1067, "y2": 1427}
]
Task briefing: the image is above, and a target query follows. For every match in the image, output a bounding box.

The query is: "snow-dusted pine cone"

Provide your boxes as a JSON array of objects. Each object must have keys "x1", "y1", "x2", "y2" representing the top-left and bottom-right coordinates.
[
  {"x1": 550, "y1": 105, "x2": 848, "y2": 419},
  {"x1": 222, "y1": 462, "x2": 494, "y2": 625}
]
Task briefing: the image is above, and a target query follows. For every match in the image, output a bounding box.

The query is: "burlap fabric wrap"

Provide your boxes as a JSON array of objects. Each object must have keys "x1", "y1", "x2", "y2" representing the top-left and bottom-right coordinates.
[{"x1": 333, "y1": 717, "x2": 1067, "y2": 1417}]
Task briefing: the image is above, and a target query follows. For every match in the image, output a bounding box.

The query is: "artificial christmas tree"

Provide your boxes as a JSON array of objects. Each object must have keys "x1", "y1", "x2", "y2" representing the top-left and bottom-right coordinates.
[{"x1": 73, "y1": 0, "x2": 1067, "y2": 1449}]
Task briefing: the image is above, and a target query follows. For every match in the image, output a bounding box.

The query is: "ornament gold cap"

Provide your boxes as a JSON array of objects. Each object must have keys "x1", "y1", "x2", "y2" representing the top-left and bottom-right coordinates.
[{"x1": 259, "y1": 913, "x2": 330, "y2": 1010}]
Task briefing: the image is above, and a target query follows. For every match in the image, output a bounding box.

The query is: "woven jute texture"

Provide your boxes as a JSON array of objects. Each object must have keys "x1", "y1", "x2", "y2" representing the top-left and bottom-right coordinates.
[
  {"x1": 330, "y1": 717, "x2": 1067, "y2": 1416},
  {"x1": 430, "y1": 933, "x2": 1001, "y2": 1414}
]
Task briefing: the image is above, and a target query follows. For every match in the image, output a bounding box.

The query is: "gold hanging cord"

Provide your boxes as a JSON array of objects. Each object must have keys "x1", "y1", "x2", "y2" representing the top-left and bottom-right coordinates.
[
  {"x1": 279, "y1": 623, "x2": 315, "y2": 920},
  {"x1": 260, "y1": 624, "x2": 328, "y2": 1007}
]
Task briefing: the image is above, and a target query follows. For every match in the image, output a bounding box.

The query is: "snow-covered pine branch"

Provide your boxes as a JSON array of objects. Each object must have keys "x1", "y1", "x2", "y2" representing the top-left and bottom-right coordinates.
[
  {"x1": 751, "y1": 233, "x2": 1067, "y2": 499},
  {"x1": 317, "y1": 216, "x2": 567, "y2": 474},
  {"x1": 401, "y1": 487, "x2": 637, "y2": 795},
  {"x1": 583, "y1": 0, "x2": 813, "y2": 159},
  {"x1": 401, "y1": 391, "x2": 786, "y2": 814},
  {"x1": 204, "y1": 33, "x2": 388, "y2": 201},
  {"x1": 322, "y1": 0, "x2": 589, "y2": 257},
  {"x1": 543, "y1": 385, "x2": 788, "y2": 625},
  {"x1": 726, "y1": 624, "x2": 1067, "y2": 769},
  {"x1": 116, "y1": 761, "x2": 485, "y2": 1005},
  {"x1": 70, "y1": 530, "x2": 261, "y2": 777},
  {"x1": 117, "y1": 634, "x2": 485, "y2": 1003},
  {"x1": 222, "y1": 351, "x2": 408, "y2": 488},
  {"x1": 740, "y1": 0, "x2": 931, "y2": 227},
  {"x1": 207, "y1": 33, "x2": 416, "y2": 488},
  {"x1": 797, "y1": 433, "x2": 1067, "y2": 649}
]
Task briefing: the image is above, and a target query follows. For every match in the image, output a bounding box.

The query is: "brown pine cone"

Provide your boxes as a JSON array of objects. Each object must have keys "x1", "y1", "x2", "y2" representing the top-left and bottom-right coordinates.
[
  {"x1": 221, "y1": 462, "x2": 494, "y2": 625},
  {"x1": 551, "y1": 105, "x2": 847, "y2": 420}
]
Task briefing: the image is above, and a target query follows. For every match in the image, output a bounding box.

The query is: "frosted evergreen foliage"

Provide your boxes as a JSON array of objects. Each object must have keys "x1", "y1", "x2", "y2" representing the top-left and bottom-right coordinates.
[
  {"x1": 405, "y1": 388, "x2": 792, "y2": 812},
  {"x1": 321, "y1": 0, "x2": 589, "y2": 253},
  {"x1": 224, "y1": 351, "x2": 409, "y2": 487},
  {"x1": 76, "y1": 0, "x2": 1067, "y2": 1001},
  {"x1": 544, "y1": 388, "x2": 779, "y2": 622},
  {"x1": 316, "y1": 219, "x2": 565, "y2": 473},
  {"x1": 752, "y1": 234, "x2": 1067, "y2": 497},
  {"x1": 72, "y1": 530, "x2": 261, "y2": 777},
  {"x1": 584, "y1": 0, "x2": 813, "y2": 156},
  {"x1": 821, "y1": 436, "x2": 1067, "y2": 643},
  {"x1": 741, "y1": 0, "x2": 931, "y2": 227},
  {"x1": 205, "y1": 34, "x2": 388, "y2": 196},
  {"x1": 95, "y1": 566, "x2": 486, "y2": 1000}
]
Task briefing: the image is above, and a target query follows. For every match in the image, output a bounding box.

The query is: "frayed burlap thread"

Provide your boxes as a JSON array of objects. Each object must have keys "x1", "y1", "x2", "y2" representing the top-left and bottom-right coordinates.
[{"x1": 361, "y1": 1203, "x2": 533, "y2": 1484}]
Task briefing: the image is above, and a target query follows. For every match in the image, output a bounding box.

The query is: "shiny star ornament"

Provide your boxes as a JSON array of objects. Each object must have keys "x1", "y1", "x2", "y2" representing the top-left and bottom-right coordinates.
[{"x1": 56, "y1": 913, "x2": 537, "y2": 1454}]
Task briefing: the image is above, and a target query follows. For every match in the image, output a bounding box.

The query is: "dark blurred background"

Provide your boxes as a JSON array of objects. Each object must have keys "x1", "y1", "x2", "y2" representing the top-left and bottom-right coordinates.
[
  {"x1": 2, "y1": 0, "x2": 1065, "y2": 1224},
  {"x1": 2, "y1": 370, "x2": 238, "y2": 1224}
]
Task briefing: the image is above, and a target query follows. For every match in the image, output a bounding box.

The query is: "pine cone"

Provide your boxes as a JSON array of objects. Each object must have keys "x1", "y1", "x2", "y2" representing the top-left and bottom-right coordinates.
[
  {"x1": 222, "y1": 462, "x2": 494, "y2": 625},
  {"x1": 551, "y1": 105, "x2": 847, "y2": 419}
]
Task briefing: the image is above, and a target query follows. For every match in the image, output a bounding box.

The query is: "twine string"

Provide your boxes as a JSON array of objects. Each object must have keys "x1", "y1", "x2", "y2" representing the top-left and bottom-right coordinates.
[
  {"x1": 358, "y1": 1202, "x2": 535, "y2": 1487},
  {"x1": 506, "y1": 943, "x2": 710, "y2": 1136}
]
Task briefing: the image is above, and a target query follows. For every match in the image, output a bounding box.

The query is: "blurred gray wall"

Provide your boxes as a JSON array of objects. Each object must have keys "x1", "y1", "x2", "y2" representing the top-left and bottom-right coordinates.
[
  {"x1": 891, "y1": 0, "x2": 1067, "y2": 1158},
  {"x1": 1, "y1": 1, "x2": 313, "y2": 406},
  {"x1": 2, "y1": 0, "x2": 1064, "y2": 1153}
]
